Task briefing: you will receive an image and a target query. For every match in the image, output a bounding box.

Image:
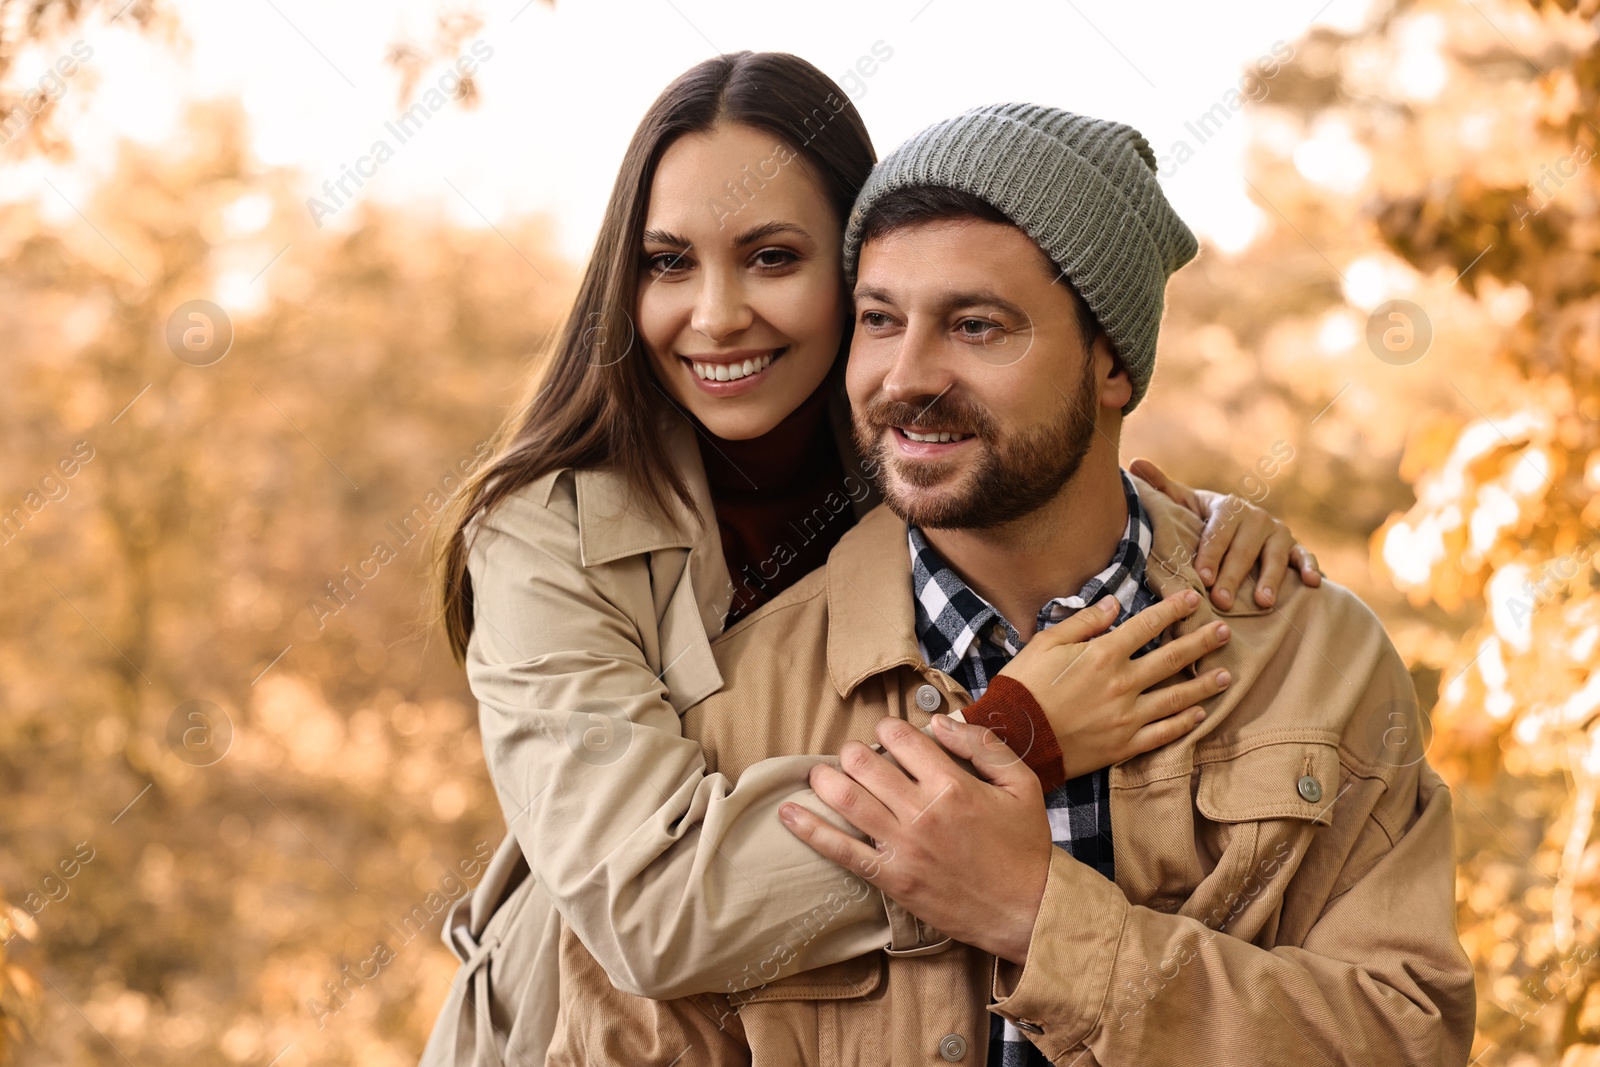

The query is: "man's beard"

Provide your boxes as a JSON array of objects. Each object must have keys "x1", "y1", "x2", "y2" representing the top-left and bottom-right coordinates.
[{"x1": 852, "y1": 357, "x2": 1100, "y2": 531}]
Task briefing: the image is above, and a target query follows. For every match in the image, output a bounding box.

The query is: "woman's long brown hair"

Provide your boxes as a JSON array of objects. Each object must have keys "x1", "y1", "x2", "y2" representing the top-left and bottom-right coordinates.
[{"x1": 435, "y1": 52, "x2": 876, "y2": 662}]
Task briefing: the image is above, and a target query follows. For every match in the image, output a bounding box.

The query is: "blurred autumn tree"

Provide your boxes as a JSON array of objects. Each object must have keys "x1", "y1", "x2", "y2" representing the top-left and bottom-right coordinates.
[
  {"x1": 1133, "y1": 0, "x2": 1600, "y2": 1062},
  {"x1": 1, "y1": 0, "x2": 569, "y2": 1061},
  {"x1": 7, "y1": 0, "x2": 1599, "y2": 1063},
  {"x1": 0, "y1": 94, "x2": 570, "y2": 1065}
]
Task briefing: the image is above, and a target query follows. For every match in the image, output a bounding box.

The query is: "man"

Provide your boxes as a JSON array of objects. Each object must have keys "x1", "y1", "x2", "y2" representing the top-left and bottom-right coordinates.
[{"x1": 544, "y1": 104, "x2": 1476, "y2": 1066}]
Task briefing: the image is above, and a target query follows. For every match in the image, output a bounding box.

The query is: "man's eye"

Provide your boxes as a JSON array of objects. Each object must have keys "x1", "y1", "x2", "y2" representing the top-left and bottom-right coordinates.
[
  {"x1": 957, "y1": 318, "x2": 997, "y2": 336},
  {"x1": 860, "y1": 311, "x2": 893, "y2": 328}
]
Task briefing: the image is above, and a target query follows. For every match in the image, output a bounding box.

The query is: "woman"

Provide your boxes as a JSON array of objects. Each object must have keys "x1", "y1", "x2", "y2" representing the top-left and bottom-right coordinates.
[{"x1": 422, "y1": 52, "x2": 1320, "y2": 1066}]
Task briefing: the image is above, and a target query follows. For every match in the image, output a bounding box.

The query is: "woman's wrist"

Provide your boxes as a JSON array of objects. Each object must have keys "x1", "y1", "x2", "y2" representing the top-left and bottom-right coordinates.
[{"x1": 964, "y1": 676, "x2": 1067, "y2": 793}]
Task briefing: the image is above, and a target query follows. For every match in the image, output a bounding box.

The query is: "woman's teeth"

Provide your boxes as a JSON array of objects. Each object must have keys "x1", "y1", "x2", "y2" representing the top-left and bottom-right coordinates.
[
  {"x1": 692, "y1": 352, "x2": 775, "y2": 381},
  {"x1": 902, "y1": 430, "x2": 971, "y2": 443}
]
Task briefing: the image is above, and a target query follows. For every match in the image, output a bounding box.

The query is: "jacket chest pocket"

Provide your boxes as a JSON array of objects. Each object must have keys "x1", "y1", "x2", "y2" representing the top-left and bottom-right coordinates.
[{"x1": 1187, "y1": 736, "x2": 1342, "y2": 945}]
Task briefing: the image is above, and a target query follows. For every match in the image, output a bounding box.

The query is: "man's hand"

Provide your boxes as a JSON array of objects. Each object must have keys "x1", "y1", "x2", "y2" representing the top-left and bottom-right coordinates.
[{"x1": 779, "y1": 714, "x2": 1052, "y2": 965}]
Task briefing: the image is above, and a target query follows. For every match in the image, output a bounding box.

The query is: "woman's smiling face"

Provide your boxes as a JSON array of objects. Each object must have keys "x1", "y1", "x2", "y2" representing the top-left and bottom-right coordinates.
[{"x1": 637, "y1": 122, "x2": 846, "y2": 441}]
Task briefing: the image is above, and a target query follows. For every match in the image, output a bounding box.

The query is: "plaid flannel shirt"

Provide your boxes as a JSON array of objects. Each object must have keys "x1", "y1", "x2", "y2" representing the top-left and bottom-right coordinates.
[{"x1": 908, "y1": 468, "x2": 1159, "y2": 1067}]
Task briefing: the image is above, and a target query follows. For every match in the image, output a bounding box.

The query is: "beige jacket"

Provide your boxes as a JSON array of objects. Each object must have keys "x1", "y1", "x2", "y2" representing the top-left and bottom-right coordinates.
[
  {"x1": 420, "y1": 400, "x2": 945, "y2": 1067},
  {"x1": 543, "y1": 480, "x2": 1477, "y2": 1066}
]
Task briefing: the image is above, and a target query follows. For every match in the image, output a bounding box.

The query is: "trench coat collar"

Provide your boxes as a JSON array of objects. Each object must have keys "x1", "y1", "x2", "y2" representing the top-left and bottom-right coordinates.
[
  {"x1": 825, "y1": 473, "x2": 1221, "y2": 700},
  {"x1": 567, "y1": 407, "x2": 710, "y2": 567}
]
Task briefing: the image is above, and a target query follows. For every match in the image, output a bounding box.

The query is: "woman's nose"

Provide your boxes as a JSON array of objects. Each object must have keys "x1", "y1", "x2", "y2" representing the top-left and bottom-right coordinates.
[{"x1": 691, "y1": 269, "x2": 754, "y2": 342}]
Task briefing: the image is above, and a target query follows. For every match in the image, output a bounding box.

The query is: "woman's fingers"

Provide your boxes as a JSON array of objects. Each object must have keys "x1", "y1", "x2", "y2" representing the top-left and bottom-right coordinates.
[
  {"x1": 1290, "y1": 544, "x2": 1324, "y2": 587},
  {"x1": 1130, "y1": 620, "x2": 1231, "y2": 691},
  {"x1": 1191, "y1": 495, "x2": 1240, "y2": 587},
  {"x1": 1254, "y1": 527, "x2": 1295, "y2": 607},
  {"x1": 1123, "y1": 704, "x2": 1209, "y2": 759},
  {"x1": 1030, "y1": 595, "x2": 1118, "y2": 647},
  {"x1": 1136, "y1": 668, "x2": 1232, "y2": 722},
  {"x1": 1128, "y1": 457, "x2": 1179, "y2": 500},
  {"x1": 1210, "y1": 508, "x2": 1268, "y2": 609},
  {"x1": 1104, "y1": 590, "x2": 1202, "y2": 659}
]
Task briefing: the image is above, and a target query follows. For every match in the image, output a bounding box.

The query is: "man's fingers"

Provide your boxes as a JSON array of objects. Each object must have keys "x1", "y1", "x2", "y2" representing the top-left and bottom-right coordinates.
[
  {"x1": 875, "y1": 717, "x2": 965, "y2": 790},
  {"x1": 779, "y1": 802, "x2": 887, "y2": 879},
  {"x1": 1291, "y1": 545, "x2": 1324, "y2": 587},
  {"x1": 930, "y1": 715, "x2": 1032, "y2": 789},
  {"x1": 1130, "y1": 620, "x2": 1230, "y2": 691},
  {"x1": 1105, "y1": 590, "x2": 1201, "y2": 659},
  {"x1": 1211, "y1": 510, "x2": 1267, "y2": 610},
  {"x1": 809, "y1": 760, "x2": 899, "y2": 839},
  {"x1": 1254, "y1": 528, "x2": 1295, "y2": 606},
  {"x1": 838, "y1": 737, "x2": 925, "y2": 812}
]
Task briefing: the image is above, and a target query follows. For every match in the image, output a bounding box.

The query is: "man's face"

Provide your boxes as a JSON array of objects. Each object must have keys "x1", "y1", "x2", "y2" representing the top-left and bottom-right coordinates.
[{"x1": 847, "y1": 217, "x2": 1131, "y2": 530}]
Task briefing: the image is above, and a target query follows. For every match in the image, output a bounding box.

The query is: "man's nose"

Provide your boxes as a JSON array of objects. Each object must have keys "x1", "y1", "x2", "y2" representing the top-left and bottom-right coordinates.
[
  {"x1": 879, "y1": 321, "x2": 954, "y2": 404},
  {"x1": 690, "y1": 267, "x2": 754, "y2": 342}
]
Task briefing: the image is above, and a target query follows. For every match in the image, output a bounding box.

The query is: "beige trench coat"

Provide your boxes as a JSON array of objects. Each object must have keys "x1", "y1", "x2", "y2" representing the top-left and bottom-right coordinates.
[
  {"x1": 419, "y1": 397, "x2": 945, "y2": 1067},
  {"x1": 542, "y1": 480, "x2": 1477, "y2": 1066}
]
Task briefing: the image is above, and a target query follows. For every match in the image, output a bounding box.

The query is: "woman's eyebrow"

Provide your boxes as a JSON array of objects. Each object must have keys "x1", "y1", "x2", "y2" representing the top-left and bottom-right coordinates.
[
  {"x1": 731, "y1": 220, "x2": 809, "y2": 245},
  {"x1": 642, "y1": 228, "x2": 691, "y2": 247}
]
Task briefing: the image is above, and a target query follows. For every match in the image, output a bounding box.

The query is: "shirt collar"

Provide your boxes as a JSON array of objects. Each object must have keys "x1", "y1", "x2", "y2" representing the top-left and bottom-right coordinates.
[
  {"x1": 909, "y1": 469, "x2": 1153, "y2": 672},
  {"x1": 824, "y1": 471, "x2": 1202, "y2": 701}
]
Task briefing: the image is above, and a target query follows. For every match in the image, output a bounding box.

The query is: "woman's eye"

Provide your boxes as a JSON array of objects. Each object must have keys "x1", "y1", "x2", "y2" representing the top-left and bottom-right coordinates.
[
  {"x1": 646, "y1": 251, "x2": 691, "y2": 275},
  {"x1": 752, "y1": 247, "x2": 798, "y2": 269}
]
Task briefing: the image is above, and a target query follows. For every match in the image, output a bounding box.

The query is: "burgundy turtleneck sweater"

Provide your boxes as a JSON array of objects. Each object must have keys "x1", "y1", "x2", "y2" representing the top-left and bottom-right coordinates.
[
  {"x1": 697, "y1": 379, "x2": 850, "y2": 625},
  {"x1": 694, "y1": 383, "x2": 1068, "y2": 793}
]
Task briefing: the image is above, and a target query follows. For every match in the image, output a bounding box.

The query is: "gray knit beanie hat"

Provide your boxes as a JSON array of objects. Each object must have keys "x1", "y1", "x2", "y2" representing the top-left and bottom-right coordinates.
[{"x1": 842, "y1": 103, "x2": 1199, "y2": 413}]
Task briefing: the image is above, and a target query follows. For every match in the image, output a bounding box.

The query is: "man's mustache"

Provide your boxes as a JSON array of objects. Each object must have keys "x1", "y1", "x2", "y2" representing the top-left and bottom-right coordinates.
[{"x1": 858, "y1": 394, "x2": 1000, "y2": 441}]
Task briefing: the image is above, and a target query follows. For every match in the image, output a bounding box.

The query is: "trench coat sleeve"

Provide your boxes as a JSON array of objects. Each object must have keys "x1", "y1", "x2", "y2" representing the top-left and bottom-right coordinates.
[
  {"x1": 465, "y1": 479, "x2": 892, "y2": 1000},
  {"x1": 988, "y1": 752, "x2": 1476, "y2": 1066}
]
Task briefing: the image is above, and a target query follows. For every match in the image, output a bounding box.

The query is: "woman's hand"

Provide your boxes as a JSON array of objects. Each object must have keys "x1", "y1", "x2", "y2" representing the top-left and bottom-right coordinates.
[
  {"x1": 1128, "y1": 457, "x2": 1323, "y2": 611},
  {"x1": 996, "y1": 590, "x2": 1233, "y2": 780}
]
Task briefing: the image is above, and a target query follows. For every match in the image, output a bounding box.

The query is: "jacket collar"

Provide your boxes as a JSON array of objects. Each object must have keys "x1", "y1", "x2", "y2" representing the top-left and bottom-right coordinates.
[
  {"x1": 826, "y1": 504, "x2": 928, "y2": 697},
  {"x1": 824, "y1": 473, "x2": 1223, "y2": 699},
  {"x1": 569, "y1": 408, "x2": 708, "y2": 567}
]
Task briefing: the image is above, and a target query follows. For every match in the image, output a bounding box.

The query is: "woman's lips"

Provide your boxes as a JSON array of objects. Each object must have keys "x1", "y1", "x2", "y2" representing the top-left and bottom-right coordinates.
[{"x1": 680, "y1": 347, "x2": 786, "y2": 396}]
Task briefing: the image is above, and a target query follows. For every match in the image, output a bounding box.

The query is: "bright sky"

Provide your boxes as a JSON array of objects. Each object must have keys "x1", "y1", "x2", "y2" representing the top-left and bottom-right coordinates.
[{"x1": 6, "y1": 0, "x2": 1373, "y2": 267}]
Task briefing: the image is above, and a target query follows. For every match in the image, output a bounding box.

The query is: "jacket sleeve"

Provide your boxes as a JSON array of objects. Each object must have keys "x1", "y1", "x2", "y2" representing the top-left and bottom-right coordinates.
[
  {"x1": 987, "y1": 753, "x2": 1477, "y2": 1065},
  {"x1": 465, "y1": 478, "x2": 912, "y2": 1000}
]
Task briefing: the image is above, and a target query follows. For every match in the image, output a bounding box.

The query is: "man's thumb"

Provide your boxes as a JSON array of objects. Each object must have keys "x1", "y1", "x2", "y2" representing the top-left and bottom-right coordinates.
[{"x1": 932, "y1": 715, "x2": 1029, "y2": 786}]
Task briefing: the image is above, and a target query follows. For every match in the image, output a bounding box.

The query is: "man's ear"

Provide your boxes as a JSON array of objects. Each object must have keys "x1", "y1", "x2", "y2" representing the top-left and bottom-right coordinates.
[{"x1": 1095, "y1": 336, "x2": 1132, "y2": 411}]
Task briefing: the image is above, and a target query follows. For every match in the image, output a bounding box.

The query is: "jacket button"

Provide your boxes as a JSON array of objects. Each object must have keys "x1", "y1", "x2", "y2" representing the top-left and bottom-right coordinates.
[
  {"x1": 914, "y1": 684, "x2": 943, "y2": 712},
  {"x1": 1014, "y1": 1020, "x2": 1044, "y2": 1035},
  {"x1": 938, "y1": 1033, "x2": 967, "y2": 1061},
  {"x1": 1297, "y1": 774, "x2": 1323, "y2": 803}
]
